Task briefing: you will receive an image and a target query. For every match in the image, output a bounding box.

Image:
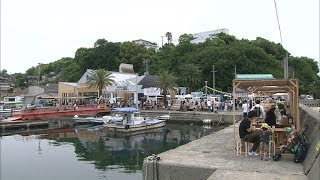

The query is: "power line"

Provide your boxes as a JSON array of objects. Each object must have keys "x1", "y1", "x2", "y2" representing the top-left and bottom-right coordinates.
[
  {"x1": 273, "y1": 0, "x2": 288, "y2": 78},
  {"x1": 273, "y1": 0, "x2": 283, "y2": 44}
]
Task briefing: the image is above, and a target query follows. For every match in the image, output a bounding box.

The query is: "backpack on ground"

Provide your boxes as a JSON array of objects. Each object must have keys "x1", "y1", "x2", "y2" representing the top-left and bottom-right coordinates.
[
  {"x1": 293, "y1": 135, "x2": 308, "y2": 163},
  {"x1": 254, "y1": 106, "x2": 261, "y2": 117}
]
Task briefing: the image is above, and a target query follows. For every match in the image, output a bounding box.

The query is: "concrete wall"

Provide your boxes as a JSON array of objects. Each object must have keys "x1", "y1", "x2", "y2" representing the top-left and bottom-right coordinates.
[
  {"x1": 28, "y1": 86, "x2": 44, "y2": 94},
  {"x1": 139, "y1": 110, "x2": 242, "y2": 124},
  {"x1": 143, "y1": 159, "x2": 216, "y2": 180},
  {"x1": 299, "y1": 104, "x2": 320, "y2": 180},
  {"x1": 300, "y1": 99, "x2": 320, "y2": 107}
]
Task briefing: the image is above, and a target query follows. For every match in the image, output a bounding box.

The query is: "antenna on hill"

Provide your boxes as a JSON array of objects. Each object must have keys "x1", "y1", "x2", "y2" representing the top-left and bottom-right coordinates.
[{"x1": 161, "y1": 36, "x2": 165, "y2": 47}]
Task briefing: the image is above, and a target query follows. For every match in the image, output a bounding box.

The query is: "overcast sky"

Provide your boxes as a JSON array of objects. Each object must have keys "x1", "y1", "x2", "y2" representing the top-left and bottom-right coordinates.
[{"x1": 1, "y1": 0, "x2": 319, "y2": 74}]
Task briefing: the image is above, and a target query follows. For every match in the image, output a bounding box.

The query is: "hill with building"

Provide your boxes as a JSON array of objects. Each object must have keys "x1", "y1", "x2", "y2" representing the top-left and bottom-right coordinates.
[{"x1": 2, "y1": 32, "x2": 320, "y2": 98}]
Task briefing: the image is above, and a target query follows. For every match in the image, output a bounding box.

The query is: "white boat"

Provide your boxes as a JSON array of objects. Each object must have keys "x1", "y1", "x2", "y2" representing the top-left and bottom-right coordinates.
[
  {"x1": 103, "y1": 114, "x2": 123, "y2": 123},
  {"x1": 0, "y1": 109, "x2": 22, "y2": 114},
  {"x1": 0, "y1": 101, "x2": 24, "y2": 115},
  {"x1": 104, "y1": 107, "x2": 167, "y2": 133},
  {"x1": 156, "y1": 113, "x2": 171, "y2": 121},
  {"x1": 73, "y1": 115, "x2": 95, "y2": 123},
  {"x1": 73, "y1": 112, "x2": 124, "y2": 125}
]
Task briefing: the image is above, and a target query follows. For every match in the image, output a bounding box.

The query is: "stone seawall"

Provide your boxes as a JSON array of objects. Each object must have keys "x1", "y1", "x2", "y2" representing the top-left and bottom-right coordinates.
[
  {"x1": 299, "y1": 104, "x2": 320, "y2": 180},
  {"x1": 140, "y1": 110, "x2": 243, "y2": 124}
]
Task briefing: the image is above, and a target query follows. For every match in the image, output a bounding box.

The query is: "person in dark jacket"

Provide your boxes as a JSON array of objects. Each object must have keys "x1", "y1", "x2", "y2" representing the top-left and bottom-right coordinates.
[
  {"x1": 239, "y1": 111, "x2": 260, "y2": 156},
  {"x1": 264, "y1": 105, "x2": 277, "y2": 126}
]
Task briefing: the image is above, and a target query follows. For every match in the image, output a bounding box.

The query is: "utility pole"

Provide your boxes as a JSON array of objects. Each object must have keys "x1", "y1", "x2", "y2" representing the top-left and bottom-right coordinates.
[
  {"x1": 292, "y1": 65, "x2": 295, "y2": 78},
  {"x1": 234, "y1": 65, "x2": 237, "y2": 79},
  {"x1": 205, "y1": 81, "x2": 208, "y2": 97},
  {"x1": 211, "y1": 65, "x2": 216, "y2": 95},
  {"x1": 284, "y1": 52, "x2": 288, "y2": 78},
  {"x1": 144, "y1": 59, "x2": 149, "y2": 75},
  {"x1": 135, "y1": 74, "x2": 138, "y2": 109},
  {"x1": 37, "y1": 63, "x2": 41, "y2": 86}
]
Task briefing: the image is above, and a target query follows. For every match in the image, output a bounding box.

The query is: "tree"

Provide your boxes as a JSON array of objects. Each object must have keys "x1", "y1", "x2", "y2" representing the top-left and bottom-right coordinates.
[
  {"x1": 289, "y1": 56, "x2": 319, "y2": 93},
  {"x1": 154, "y1": 70, "x2": 178, "y2": 108},
  {"x1": 85, "y1": 69, "x2": 115, "y2": 98},
  {"x1": 165, "y1": 32, "x2": 172, "y2": 44},
  {"x1": 94, "y1": 39, "x2": 109, "y2": 48},
  {"x1": 18, "y1": 34, "x2": 319, "y2": 97},
  {"x1": 74, "y1": 47, "x2": 96, "y2": 72},
  {"x1": 178, "y1": 34, "x2": 194, "y2": 44},
  {"x1": 119, "y1": 41, "x2": 153, "y2": 74},
  {"x1": 13, "y1": 73, "x2": 27, "y2": 87},
  {"x1": 179, "y1": 64, "x2": 202, "y2": 93}
]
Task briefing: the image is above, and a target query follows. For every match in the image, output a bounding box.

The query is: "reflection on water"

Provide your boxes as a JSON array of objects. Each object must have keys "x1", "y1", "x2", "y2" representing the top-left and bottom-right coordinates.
[{"x1": 0, "y1": 122, "x2": 223, "y2": 180}]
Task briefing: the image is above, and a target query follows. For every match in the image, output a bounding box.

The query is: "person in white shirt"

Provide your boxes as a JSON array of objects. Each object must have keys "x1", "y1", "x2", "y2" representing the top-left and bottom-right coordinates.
[
  {"x1": 250, "y1": 99, "x2": 265, "y2": 120},
  {"x1": 207, "y1": 100, "x2": 212, "y2": 112},
  {"x1": 242, "y1": 100, "x2": 250, "y2": 118}
]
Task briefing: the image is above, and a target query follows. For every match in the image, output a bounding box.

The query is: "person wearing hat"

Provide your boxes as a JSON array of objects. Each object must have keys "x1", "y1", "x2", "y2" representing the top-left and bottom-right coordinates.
[
  {"x1": 258, "y1": 123, "x2": 272, "y2": 161},
  {"x1": 239, "y1": 111, "x2": 260, "y2": 156}
]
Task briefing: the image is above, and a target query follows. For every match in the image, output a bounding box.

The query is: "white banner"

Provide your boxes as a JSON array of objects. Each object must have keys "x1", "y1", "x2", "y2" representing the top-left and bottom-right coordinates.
[{"x1": 144, "y1": 88, "x2": 160, "y2": 96}]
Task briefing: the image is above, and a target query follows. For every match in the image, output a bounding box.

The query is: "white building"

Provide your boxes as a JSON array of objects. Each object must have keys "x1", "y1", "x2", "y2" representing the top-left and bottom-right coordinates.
[
  {"x1": 133, "y1": 39, "x2": 159, "y2": 50},
  {"x1": 190, "y1": 28, "x2": 229, "y2": 44}
]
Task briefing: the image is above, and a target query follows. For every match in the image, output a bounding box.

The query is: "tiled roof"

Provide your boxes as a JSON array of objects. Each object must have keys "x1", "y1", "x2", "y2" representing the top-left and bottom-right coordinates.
[{"x1": 138, "y1": 75, "x2": 159, "y2": 88}]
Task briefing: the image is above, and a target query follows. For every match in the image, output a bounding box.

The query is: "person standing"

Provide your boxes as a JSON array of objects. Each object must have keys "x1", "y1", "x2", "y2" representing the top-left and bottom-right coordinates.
[
  {"x1": 207, "y1": 100, "x2": 212, "y2": 112},
  {"x1": 239, "y1": 111, "x2": 260, "y2": 156},
  {"x1": 251, "y1": 99, "x2": 265, "y2": 120},
  {"x1": 221, "y1": 100, "x2": 225, "y2": 110},
  {"x1": 241, "y1": 100, "x2": 250, "y2": 119},
  {"x1": 201, "y1": 100, "x2": 205, "y2": 111}
]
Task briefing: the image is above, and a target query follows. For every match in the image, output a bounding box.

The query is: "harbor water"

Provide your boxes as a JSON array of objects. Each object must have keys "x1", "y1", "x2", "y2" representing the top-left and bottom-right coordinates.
[{"x1": 0, "y1": 118, "x2": 223, "y2": 180}]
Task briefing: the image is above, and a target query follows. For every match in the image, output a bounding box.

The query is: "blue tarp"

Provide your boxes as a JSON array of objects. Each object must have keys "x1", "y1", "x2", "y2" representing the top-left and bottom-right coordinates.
[{"x1": 111, "y1": 107, "x2": 139, "y2": 112}]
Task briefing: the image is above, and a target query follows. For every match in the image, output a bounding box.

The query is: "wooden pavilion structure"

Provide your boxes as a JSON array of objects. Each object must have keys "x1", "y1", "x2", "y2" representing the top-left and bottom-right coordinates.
[{"x1": 232, "y1": 78, "x2": 300, "y2": 149}]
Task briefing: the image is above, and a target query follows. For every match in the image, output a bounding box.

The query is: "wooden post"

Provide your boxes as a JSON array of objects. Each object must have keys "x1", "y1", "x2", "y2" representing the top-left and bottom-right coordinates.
[
  {"x1": 232, "y1": 80, "x2": 237, "y2": 153},
  {"x1": 295, "y1": 79, "x2": 300, "y2": 130}
]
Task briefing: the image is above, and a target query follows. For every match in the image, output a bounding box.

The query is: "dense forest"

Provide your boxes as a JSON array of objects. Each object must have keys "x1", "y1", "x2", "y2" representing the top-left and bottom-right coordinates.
[{"x1": 10, "y1": 33, "x2": 320, "y2": 98}]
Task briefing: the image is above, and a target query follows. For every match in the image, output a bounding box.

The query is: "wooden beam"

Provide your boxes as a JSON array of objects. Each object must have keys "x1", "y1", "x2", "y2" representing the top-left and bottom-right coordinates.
[{"x1": 289, "y1": 79, "x2": 298, "y2": 88}]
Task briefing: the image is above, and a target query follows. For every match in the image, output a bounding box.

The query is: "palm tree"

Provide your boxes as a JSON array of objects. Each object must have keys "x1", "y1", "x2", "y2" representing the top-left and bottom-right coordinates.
[
  {"x1": 165, "y1": 32, "x2": 172, "y2": 44},
  {"x1": 85, "y1": 69, "x2": 115, "y2": 98},
  {"x1": 180, "y1": 64, "x2": 202, "y2": 93},
  {"x1": 154, "y1": 70, "x2": 178, "y2": 108}
]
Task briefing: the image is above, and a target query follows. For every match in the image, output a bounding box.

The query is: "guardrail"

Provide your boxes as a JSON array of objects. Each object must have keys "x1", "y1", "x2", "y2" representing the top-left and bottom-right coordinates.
[{"x1": 299, "y1": 99, "x2": 320, "y2": 107}]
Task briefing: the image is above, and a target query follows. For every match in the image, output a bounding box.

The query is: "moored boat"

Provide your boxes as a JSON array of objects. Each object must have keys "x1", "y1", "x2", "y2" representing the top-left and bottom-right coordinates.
[
  {"x1": 73, "y1": 115, "x2": 95, "y2": 124},
  {"x1": 104, "y1": 107, "x2": 167, "y2": 133}
]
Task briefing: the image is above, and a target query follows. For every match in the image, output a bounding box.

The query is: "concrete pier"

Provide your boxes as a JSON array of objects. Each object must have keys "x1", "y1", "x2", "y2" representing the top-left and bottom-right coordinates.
[
  {"x1": 143, "y1": 105, "x2": 319, "y2": 180},
  {"x1": 143, "y1": 123, "x2": 307, "y2": 180},
  {"x1": 0, "y1": 119, "x2": 49, "y2": 130}
]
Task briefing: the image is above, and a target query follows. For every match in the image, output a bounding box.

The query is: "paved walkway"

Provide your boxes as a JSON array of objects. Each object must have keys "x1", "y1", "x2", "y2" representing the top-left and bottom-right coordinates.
[{"x1": 143, "y1": 123, "x2": 307, "y2": 179}]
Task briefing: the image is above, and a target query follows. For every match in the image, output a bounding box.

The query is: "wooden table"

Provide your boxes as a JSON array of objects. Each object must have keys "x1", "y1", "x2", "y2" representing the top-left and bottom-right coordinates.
[{"x1": 271, "y1": 128, "x2": 289, "y2": 147}]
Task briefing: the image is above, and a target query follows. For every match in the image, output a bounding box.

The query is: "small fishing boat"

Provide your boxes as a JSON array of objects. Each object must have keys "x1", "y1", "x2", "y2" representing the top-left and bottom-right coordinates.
[
  {"x1": 104, "y1": 107, "x2": 167, "y2": 133},
  {"x1": 73, "y1": 115, "x2": 95, "y2": 124}
]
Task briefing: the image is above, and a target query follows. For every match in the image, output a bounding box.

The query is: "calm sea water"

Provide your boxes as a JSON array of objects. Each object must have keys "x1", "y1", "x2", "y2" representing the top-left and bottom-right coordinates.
[{"x1": 0, "y1": 121, "x2": 222, "y2": 180}]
